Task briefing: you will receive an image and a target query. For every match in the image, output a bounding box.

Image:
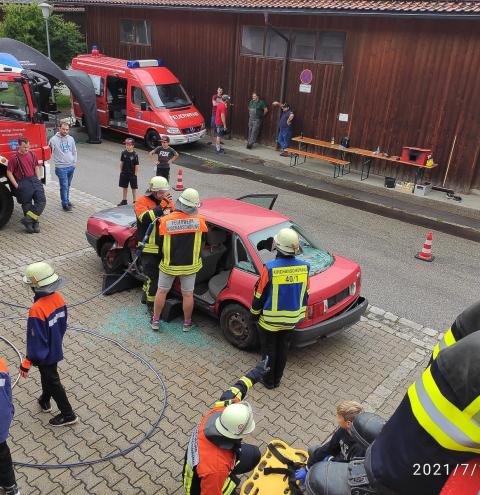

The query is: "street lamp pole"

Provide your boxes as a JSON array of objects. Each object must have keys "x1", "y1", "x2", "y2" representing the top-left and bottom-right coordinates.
[
  {"x1": 44, "y1": 14, "x2": 51, "y2": 60},
  {"x1": 39, "y1": 3, "x2": 55, "y2": 104}
]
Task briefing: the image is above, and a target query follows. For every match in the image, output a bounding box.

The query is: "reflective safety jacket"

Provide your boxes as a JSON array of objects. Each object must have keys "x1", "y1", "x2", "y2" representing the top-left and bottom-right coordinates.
[
  {"x1": 158, "y1": 211, "x2": 208, "y2": 276},
  {"x1": 183, "y1": 374, "x2": 254, "y2": 495},
  {"x1": 0, "y1": 358, "x2": 14, "y2": 444},
  {"x1": 368, "y1": 332, "x2": 480, "y2": 495},
  {"x1": 432, "y1": 300, "x2": 480, "y2": 360},
  {"x1": 134, "y1": 194, "x2": 174, "y2": 254},
  {"x1": 251, "y1": 255, "x2": 310, "y2": 331},
  {"x1": 27, "y1": 292, "x2": 67, "y2": 365}
]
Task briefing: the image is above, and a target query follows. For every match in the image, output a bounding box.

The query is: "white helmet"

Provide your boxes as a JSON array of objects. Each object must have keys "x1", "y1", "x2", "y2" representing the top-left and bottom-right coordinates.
[
  {"x1": 274, "y1": 228, "x2": 300, "y2": 255},
  {"x1": 23, "y1": 262, "x2": 60, "y2": 288},
  {"x1": 178, "y1": 188, "x2": 201, "y2": 208},
  {"x1": 215, "y1": 402, "x2": 256, "y2": 439},
  {"x1": 149, "y1": 176, "x2": 170, "y2": 192}
]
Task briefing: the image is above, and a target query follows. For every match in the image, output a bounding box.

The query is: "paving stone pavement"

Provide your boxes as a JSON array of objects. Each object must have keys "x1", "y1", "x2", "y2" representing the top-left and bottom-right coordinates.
[{"x1": 0, "y1": 183, "x2": 443, "y2": 494}]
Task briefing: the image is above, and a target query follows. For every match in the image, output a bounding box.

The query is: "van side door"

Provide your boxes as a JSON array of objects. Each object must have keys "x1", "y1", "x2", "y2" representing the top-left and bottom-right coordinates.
[
  {"x1": 129, "y1": 84, "x2": 155, "y2": 140},
  {"x1": 87, "y1": 74, "x2": 108, "y2": 127}
]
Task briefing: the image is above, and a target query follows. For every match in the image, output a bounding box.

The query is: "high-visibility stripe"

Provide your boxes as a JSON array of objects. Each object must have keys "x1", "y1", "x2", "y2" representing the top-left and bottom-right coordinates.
[
  {"x1": 222, "y1": 476, "x2": 237, "y2": 495},
  {"x1": 465, "y1": 396, "x2": 480, "y2": 424},
  {"x1": 408, "y1": 367, "x2": 480, "y2": 453},
  {"x1": 143, "y1": 246, "x2": 159, "y2": 254},
  {"x1": 163, "y1": 235, "x2": 171, "y2": 266},
  {"x1": 240, "y1": 376, "x2": 253, "y2": 390},
  {"x1": 262, "y1": 308, "x2": 306, "y2": 318},
  {"x1": 250, "y1": 308, "x2": 261, "y2": 315},
  {"x1": 258, "y1": 319, "x2": 296, "y2": 331},
  {"x1": 272, "y1": 282, "x2": 279, "y2": 312},
  {"x1": 183, "y1": 462, "x2": 194, "y2": 494},
  {"x1": 26, "y1": 210, "x2": 39, "y2": 220},
  {"x1": 432, "y1": 328, "x2": 456, "y2": 360}
]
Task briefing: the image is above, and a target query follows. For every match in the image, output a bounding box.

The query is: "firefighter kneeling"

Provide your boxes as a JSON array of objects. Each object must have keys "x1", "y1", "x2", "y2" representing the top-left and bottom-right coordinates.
[{"x1": 183, "y1": 359, "x2": 269, "y2": 495}]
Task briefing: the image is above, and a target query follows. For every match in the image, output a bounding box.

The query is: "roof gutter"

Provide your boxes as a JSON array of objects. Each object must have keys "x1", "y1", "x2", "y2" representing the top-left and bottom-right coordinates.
[{"x1": 55, "y1": 3, "x2": 480, "y2": 19}]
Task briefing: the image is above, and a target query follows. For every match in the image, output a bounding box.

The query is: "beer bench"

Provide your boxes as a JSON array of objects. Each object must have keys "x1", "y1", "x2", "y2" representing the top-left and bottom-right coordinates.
[{"x1": 284, "y1": 148, "x2": 351, "y2": 178}]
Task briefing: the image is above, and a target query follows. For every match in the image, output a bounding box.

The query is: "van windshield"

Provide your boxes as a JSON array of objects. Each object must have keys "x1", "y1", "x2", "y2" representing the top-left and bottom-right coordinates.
[{"x1": 145, "y1": 83, "x2": 191, "y2": 109}]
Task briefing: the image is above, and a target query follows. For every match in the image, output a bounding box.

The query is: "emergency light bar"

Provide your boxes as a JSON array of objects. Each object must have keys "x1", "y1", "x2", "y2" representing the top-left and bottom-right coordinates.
[{"x1": 127, "y1": 59, "x2": 165, "y2": 68}]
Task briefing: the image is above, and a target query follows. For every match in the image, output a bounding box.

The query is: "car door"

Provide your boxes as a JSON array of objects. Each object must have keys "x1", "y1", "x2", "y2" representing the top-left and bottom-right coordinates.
[{"x1": 236, "y1": 194, "x2": 278, "y2": 210}]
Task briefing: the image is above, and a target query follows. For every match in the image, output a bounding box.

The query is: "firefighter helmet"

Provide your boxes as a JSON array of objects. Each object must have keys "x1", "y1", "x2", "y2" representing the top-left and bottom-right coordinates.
[
  {"x1": 215, "y1": 402, "x2": 255, "y2": 439},
  {"x1": 23, "y1": 262, "x2": 60, "y2": 288},
  {"x1": 274, "y1": 228, "x2": 300, "y2": 255},
  {"x1": 178, "y1": 188, "x2": 201, "y2": 208},
  {"x1": 149, "y1": 176, "x2": 170, "y2": 192}
]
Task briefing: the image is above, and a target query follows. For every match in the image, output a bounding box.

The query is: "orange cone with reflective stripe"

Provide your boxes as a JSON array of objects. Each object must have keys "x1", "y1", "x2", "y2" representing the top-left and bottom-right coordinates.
[
  {"x1": 415, "y1": 231, "x2": 434, "y2": 262},
  {"x1": 174, "y1": 168, "x2": 184, "y2": 191}
]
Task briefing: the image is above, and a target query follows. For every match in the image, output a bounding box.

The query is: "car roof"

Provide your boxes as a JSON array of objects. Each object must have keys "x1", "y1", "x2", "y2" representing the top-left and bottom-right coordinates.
[{"x1": 199, "y1": 198, "x2": 288, "y2": 235}]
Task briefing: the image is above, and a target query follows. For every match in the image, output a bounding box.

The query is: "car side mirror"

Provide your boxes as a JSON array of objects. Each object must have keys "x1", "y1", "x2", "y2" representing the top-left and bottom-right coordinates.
[{"x1": 140, "y1": 101, "x2": 147, "y2": 111}]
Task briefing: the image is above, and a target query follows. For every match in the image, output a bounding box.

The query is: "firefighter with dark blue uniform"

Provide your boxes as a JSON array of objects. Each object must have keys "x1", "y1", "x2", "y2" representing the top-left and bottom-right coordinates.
[
  {"x1": 250, "y1": 228, "x2": 309, "y2": 389},
  {"x1": 305, "y1": 305, "x2": 480, "y2": 495}
]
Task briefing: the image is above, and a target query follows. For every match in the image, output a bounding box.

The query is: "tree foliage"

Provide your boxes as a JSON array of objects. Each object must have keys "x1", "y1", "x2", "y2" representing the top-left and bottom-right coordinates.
[{"x1": 0, "y1": 3, "x2": 85, "y2": 69}]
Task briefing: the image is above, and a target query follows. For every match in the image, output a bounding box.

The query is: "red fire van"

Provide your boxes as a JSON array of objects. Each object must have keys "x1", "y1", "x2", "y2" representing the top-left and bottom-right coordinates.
[{"x1": 71, "y1": 49, "x2": 206, "y2": 148}]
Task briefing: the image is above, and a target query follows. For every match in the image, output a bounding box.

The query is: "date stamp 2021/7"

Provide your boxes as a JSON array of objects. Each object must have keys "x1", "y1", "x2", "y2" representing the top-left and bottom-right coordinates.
[{"x1": 413, "y1": 463, "x2": 478, "y2": 477}]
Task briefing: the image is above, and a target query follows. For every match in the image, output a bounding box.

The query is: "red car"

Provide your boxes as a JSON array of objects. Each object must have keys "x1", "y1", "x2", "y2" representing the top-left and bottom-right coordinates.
[{"x1": 86, "y1": 194, "x2": 367, "y2": 349}]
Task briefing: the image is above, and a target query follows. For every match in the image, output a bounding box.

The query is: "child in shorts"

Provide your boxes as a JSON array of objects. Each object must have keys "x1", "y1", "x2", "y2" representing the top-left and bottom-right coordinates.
[{"x1": 118, "y1": 138, "x2": 139, "y2": 206}]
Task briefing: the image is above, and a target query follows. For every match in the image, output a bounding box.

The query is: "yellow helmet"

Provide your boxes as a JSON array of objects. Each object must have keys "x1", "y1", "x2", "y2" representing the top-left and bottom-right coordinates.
[
  {"x1": 23, "y1": 262, "x2": 59, "y2": 288},
  {"x1": 149, "y1": 176, "x2": 170, "y2": 192}
]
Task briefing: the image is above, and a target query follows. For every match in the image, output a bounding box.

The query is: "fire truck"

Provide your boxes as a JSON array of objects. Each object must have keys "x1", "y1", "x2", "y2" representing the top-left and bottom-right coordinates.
[{"x1": 0, "y1": 53, "x2": 51, "y2": 229}]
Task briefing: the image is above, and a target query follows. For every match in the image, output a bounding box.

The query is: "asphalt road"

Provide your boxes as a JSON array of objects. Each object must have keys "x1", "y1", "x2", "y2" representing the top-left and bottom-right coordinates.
[{"x1": 68, "y1": 128, "x2": 479, "y2": 331}]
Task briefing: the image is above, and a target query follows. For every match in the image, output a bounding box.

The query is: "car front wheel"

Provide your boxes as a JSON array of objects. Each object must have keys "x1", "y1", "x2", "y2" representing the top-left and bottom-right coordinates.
[
  {"x1": 100, "y1": 241, "x2": 124, "y2": 274},
  {"x1": 220, "y1": 303, "x2": 259, "y2": 350}
]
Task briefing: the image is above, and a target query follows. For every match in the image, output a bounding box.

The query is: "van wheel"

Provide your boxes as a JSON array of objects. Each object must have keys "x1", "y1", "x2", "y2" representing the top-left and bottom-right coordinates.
[
  {"x1": 145, "y1": 130, "x2": 160, "y2": 149},
  {"x1": 0, "y1": 182, "x2": 14, "y2": 229},
  {"x1": 220, "y1": 303, "x2": 259, "y2": 350}
]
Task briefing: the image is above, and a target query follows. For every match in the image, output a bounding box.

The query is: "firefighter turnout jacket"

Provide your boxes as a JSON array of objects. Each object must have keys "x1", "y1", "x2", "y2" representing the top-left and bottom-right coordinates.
[
  {"x1": 134, "y1": 194, "x2": 174, "y2": 254},
  {"x1": 158, "y1": 211, "x2": 208, "y2": 276},
  {"x1": 251, "y1": 254, "x2": 310, "y2": 331},
  {"x1": 432, "y1": 300, "x2": 480, "y2": 360},
  {"x1": 366, "y1": 331, "x2": 480, "y2": 495},
  {"x1": 27, "y1": 292, "x2": 67, "y2": 365},
  {"x1": 183, "y1": 373, "x2": 257, "y2": 495},
  {"x1": 0, "y1": 358, "x2": 14, "y2": 444}
]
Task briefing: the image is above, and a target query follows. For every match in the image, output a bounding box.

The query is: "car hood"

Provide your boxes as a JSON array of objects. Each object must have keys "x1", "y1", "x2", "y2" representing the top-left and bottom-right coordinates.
[{"x1": 90, "y1": 205, "x2": 136, "y2": 227}]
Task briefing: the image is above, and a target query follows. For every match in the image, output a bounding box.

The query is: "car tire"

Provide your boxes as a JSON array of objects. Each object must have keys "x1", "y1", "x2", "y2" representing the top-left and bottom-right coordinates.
[
  {"x1": 100, "y1": 241, "x2": 123, "y2": 274},
  {"x1": 145, "y1": 129, "x2": 160, "y2": 150},
  {"x1": 220, "y1": 303, "x2": 259, "y2": 350},
  {"x1": 0, "y1": 181, "x2": 14, "y2": 229}
]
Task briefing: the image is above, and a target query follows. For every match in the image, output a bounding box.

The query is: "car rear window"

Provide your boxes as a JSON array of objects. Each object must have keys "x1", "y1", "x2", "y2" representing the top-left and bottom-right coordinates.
[{"x1": 248, "y1": 221, "x2": 334, "y2": 275}]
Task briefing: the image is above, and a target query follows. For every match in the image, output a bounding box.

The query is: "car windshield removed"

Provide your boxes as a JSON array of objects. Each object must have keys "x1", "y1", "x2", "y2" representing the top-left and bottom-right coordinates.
[
  {"x1": 146, "y1": 83, "x2": 191, "y2": 109},
  {"x1": 249, "y1": 221, "x2": 334, "y2": 275}
]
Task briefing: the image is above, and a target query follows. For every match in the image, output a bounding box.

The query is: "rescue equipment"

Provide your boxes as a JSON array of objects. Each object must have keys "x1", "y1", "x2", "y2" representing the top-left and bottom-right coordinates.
[
  {"x1": 415, "y1": 231, "x2": 434, "y2": 262},
  {"x1": 174, "y1": 168, "x2": 185, "y2": 191},
  {"x1": 240, "y1": 439, "x2": 307, "y2": 495}
]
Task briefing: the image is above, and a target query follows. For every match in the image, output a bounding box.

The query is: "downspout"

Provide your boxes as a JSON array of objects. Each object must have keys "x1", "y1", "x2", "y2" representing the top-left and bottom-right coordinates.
[{"x1": 264, "y1": 12, "x2": 290, "y2": 103}]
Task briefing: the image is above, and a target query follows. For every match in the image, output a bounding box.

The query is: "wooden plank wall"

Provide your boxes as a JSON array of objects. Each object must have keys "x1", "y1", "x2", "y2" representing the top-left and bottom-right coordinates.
[{"x1": 85, "y1": 7, "x2": 480, "y2": 192}]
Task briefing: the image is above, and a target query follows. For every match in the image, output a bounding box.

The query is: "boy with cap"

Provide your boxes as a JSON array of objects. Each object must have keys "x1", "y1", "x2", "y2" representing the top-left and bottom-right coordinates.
[
  {"x1": 20, "y1": 262, "x2": 77, "y2": 427},
  {"x1": 0, "y1": 357, "x2": 19, "y2": 495},
  {"x1": 118, "y1": 138, "x2": 139, "y2": 206},
  {"x1": 149, "y1": 136, "x2": 179, "y2": 182}
]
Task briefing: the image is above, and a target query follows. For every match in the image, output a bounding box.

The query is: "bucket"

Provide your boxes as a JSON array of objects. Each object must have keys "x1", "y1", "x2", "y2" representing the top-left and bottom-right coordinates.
[{"x1": 384, "y1": 177, "x2": 396, "y2": 188}]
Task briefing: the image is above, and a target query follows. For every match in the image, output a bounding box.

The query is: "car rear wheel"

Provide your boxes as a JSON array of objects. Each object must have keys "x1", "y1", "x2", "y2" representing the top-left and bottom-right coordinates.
[
  {"x1": 145, "y1": 129, "x2": 160, "y2": 149},
  {"x1": 220, "y1": 303, "x2": 259, "y2": 350},
  {"x1": 100, "y1": 241, "x2": 124, "y2": 274}
]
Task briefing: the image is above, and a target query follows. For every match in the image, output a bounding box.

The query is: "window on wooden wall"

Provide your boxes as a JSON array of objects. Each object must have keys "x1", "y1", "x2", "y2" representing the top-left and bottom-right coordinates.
[
  {"x1": 120, "y1": 20, "x2": 151, "y2": 45},
  {"x1": 240, "y1": 26, "x2": 345, "y2": 64},
  {"x1": 240, "y1": 26, "x2": 264, "y2": 55}
]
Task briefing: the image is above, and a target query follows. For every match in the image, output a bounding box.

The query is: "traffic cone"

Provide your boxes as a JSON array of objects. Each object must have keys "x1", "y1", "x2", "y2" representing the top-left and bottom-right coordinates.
[
  {"x1": 174, "y1": 168, "x2": 184, "y2": 191},
  {"x1": 415, "y1": 231, "x2": 434, "y2": 262}
]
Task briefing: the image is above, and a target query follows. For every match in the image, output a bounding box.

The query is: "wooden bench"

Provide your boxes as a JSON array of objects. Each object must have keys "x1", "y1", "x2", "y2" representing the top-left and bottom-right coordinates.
[{"x1": 284, "y1": 148, "x2": 351, "y2": 178}]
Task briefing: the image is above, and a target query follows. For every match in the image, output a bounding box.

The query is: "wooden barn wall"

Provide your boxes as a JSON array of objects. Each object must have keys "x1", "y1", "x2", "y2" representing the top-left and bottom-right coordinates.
[{"x1": 85, "y1": 8, "x2": 480, "y2": 192}]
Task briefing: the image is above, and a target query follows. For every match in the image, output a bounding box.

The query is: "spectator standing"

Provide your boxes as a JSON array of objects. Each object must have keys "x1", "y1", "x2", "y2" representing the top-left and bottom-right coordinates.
[
  {"x1": 49, "y1": 122, "x2": 77, "y2": 212},
  {"x1": 215, "y1": 95, "x2": 230, "y2": 154},
  {"x1": 6, "y1": 136, "x2": 46, "y2": 234},
  {"x1": 209, "y1": 87, "x2": 224, "y2": 142},
  {"x1": 272, "y1": 102, "x2": 294, "y2": 156},
  {"x1": 118, "y1": 138, "x2": 139, "y2": 206},
  {"x1": 246, "y1": 92, "x2": 268, "y2": 149},
  {"x1": 149, "y1": 136, "x2": 179, "y2": 182},
  {"x1": 0, "y1": 357, "x2": 19, "y2": 495}
]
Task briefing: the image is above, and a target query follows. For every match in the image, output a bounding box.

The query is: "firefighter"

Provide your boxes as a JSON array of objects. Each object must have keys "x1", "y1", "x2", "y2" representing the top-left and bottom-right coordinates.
[
  {"x1": 0, "y1": 358, "x2": 19, "y2": 495},
  {"x1": 431, "y1": 299, "x2": 479, "y2": 361},
  {"x1": 20, "y1": 262, "x2": 77, "y2": 427},
  {"x1": 151, "y1": 188, "x2": 208, "y2": 332},
  {"x1": 250, "y1": 228, "x2": 309, "y2": 389},
  {"x1": 183, "y1": 359, "x2": 268, "y2": 495},
  {"x1": 134, "y1": 176, "x2": 174, "y2": 313},
  {"x1": 360, "y1": 329, "x2": 480, "y2": 495}
]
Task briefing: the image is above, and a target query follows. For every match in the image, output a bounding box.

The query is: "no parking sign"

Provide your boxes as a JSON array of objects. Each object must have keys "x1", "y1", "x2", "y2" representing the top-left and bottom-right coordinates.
[{"x1": 299, "y1": 69, "x2": 313, "y2": 93}]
